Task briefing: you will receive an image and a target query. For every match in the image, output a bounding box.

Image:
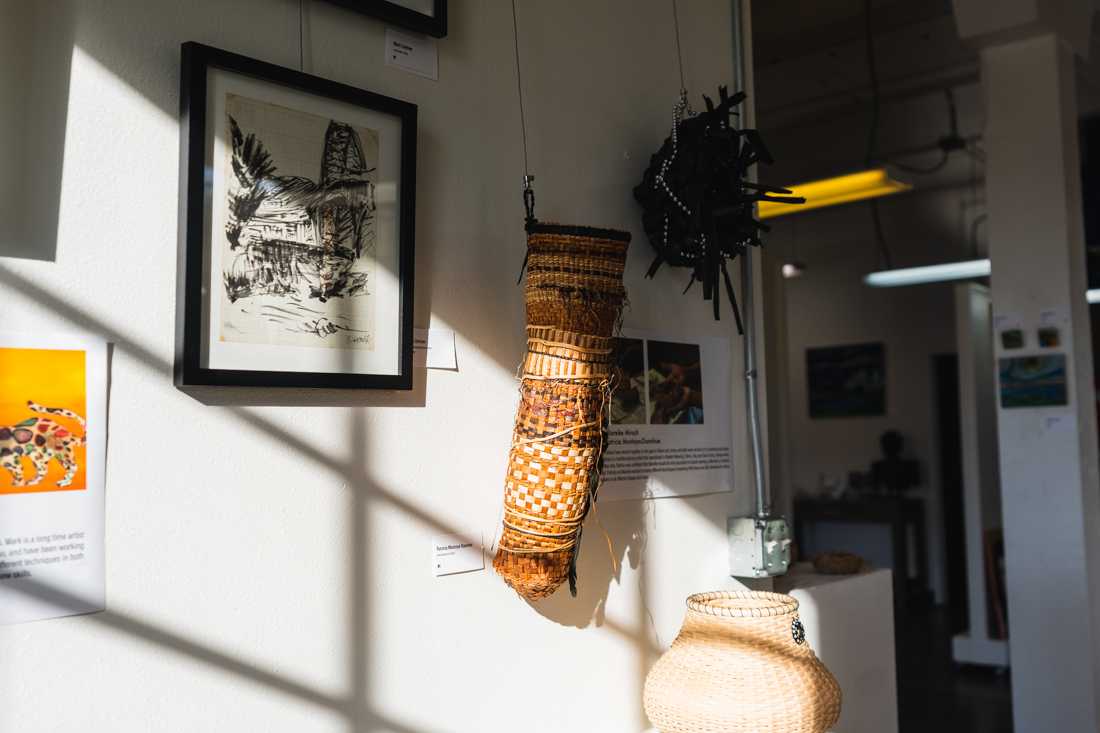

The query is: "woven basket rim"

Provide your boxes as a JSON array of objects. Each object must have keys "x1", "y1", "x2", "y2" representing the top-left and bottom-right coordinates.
[
  {"x1": 686, "y1": 590, "x2": 799, "y2": 617},
  {"x1": 526, "y1": 221, "x2": 632, "y2": 242}
]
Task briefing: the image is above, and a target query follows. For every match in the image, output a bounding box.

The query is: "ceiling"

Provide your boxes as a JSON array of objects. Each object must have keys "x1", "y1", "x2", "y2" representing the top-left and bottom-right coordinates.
[
  {"x1": 751, "y1": 0, "x2": 974, "y2": 128},
  {"x1": 752, "y1": 1, "x2": 1100, "y2": 125},
  {"x1": 752, "y1": 0, "x2": 953, "y2": 67}
]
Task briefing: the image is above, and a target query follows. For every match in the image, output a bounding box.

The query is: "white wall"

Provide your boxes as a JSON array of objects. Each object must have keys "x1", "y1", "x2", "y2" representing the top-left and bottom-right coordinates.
[
  {"x1": 0, "y1": 2, "x2": 760, "y2": 731},
  {"x1": 952, "y1": 282, "x2": 1007, "y2": 666},
  {"x1": 0, "y1": 1, "x2": 72, "y2": 261},
  {"x1": 778, "y1": 220, "x2": 958, "y2": 498},
  {"x1": 757, "y1": 77, "x2": 987, "y2": 604},
  {"x1": 774, "y1": 212, "x2": 957, "y2": 602},
  {"x1": 980, "y1": 31, "x2": 1100, "y2": 730},
  {"x1": 0, "y1": 1, "x2": 29, "y2": 247},
  {"x1": 778, "y1": 567, "x2": 899, "y2": 733}
]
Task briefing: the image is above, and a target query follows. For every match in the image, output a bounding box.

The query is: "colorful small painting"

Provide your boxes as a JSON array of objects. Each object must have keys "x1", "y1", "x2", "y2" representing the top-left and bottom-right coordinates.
[
  {"x1": 1001, "y1": 328, "x2": 1025, "y2": 350},
  {"x1": 0, "y1": 348, "x2": 87, "y2": 494},
  {"x1": 999, "y1": 354, "x2": 1068, "y2": 408},
  {"x1": 647, "y1": 340, "x2": 705, "y2": 425},
  {"x1": 807, "y1": 342, "x2": 886, "y2": 418}
]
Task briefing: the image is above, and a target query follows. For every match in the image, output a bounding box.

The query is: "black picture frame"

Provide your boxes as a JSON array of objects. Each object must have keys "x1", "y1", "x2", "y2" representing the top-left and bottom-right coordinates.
[
  {"x1": 806, "y1": 342, "x2": 886, "y2": 418},
  {"x1": 176, "y1": 42, "x2": 417, "y2": 390},
  {"x1": 325, "y1": 0, "x2": 447, "y2": 38}
]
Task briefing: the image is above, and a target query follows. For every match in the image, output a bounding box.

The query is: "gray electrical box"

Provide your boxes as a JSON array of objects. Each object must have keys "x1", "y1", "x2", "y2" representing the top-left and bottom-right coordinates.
[{"x1": 728, "y1": 516, "x2": 792, "y2": 578}]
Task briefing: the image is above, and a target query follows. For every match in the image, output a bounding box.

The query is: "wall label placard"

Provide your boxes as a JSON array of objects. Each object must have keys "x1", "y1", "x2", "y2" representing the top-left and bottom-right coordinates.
[
  {"x1": 384, "y1": 28, "x2": 439, "y2": 80},
  {"x1": 413, "y1": 328, "x2": 457, "y2": 370},
  {"x1": 432, "y1": 534, "x2": 483, "y2": 577}
]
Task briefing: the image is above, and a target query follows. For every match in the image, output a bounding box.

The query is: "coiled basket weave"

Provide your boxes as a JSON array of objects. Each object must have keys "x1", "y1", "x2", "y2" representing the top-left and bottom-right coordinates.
[
  {"x1": 644, "y1": 590, "x2": 842, "y2": 733},
  {"x1": 492, "y1": 222, "x2": 630, "y2": 601}
]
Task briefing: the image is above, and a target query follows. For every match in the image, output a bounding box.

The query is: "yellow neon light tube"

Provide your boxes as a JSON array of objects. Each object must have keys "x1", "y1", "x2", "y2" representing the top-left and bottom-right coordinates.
[{"x1": 757, "y1": 168, "x2": 911, "y2": 220}]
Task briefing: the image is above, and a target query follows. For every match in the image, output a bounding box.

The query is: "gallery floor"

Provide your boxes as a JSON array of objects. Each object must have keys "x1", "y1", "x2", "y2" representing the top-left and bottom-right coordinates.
[{"x1": 897, "y1": 608, "x2": 1013, "y2": 732}]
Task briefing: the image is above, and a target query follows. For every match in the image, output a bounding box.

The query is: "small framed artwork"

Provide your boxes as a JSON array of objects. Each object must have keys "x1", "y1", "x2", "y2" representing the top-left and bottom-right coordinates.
[
  {"x1": 807, "y1": 342, "x2": 886, "y2": 418},
  {"x1": 176, "y1": 42, "x2": 417, "y2": 390},
  {"x1": 999, "y1": 354, "x2": 1068, "y2": 408},
  {"x1": 324, "y1": 0, "x2": 447, "y2": 38}
]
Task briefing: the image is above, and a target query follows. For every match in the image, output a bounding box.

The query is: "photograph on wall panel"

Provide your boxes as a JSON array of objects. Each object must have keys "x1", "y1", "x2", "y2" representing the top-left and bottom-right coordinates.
[{"x1": 176, "y1": 42, "x2": 417, "y2": 389}]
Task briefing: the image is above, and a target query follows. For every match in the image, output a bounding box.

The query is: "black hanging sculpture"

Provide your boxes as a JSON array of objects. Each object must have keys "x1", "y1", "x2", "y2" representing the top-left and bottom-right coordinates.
[{"x1": 634, "y1": 86, "x2": 803, "y2": 329}]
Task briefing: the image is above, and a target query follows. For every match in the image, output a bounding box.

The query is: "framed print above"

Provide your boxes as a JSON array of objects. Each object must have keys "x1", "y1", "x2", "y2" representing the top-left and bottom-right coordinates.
[
  {"x1": 176, "y1": 42, "x2": 417, "y2": 390},
  {"x1": 324, "y1": 0, "x2": 447, "y2": 38}
]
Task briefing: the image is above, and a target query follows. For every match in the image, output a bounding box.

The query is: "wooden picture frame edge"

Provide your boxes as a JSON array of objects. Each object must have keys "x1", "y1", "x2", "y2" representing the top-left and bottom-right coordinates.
[
  {"x1": 175, "y1": 41, "x2": 417, "y2": 391},
  {"x1": 324, "y1": 0, "x2": 448, "y2": 38}
]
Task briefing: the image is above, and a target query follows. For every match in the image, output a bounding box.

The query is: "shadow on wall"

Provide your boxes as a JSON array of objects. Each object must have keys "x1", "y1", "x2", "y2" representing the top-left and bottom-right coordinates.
[
  {"x1": 0, "y1": 3, "x2": 74, "y2": 262},
  {"x1": 0, "y1": 258, "x2": 665, "y2": 731},
  {"x1": 65, "y1": 0, "x2": 528, "y2": 378},
  {"x1": 533, "y1": 497, "x2": 650, "y2": 629},
  {"x1": 9, "y1": 575, "x2": 429, "y2": 731},
  {"x1": 0, "y1": 2, "x2": 738, "y2": 730},
  {"x1": 530, "y1": 495, "x2": 663, "y2": 726}
]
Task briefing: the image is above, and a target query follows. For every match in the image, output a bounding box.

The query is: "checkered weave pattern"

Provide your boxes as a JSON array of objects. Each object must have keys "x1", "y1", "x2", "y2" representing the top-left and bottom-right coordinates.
[{"x1": 493, "y1": 223, "x2": 630, "y2": 601}]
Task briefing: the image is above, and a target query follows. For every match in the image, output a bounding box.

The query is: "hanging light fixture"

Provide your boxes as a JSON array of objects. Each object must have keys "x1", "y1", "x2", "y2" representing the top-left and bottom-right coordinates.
[
  {"x1": 864, "y1": 258, "x2": 990, "y2": 287},
  {"x1": 781, "y1": 219, "x2": 806, "y2": 278},
  {"x1": 757, "y1": 168, "x2": 911, "y2": 220},
  {"x1": 782, "y1": 262, "x2": 807, "y2": 278},
  {"x1": 866, "y1": 259, "x2": 1100, "y2": 309}
]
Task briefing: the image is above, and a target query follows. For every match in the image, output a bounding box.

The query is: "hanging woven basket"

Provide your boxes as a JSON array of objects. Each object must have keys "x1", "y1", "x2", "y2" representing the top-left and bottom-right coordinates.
[
  {"x1": 644, "y1": 590, "x2": 842, "y2": 733},
  {"x1": 493, "y1": 222, "x2": 630, "y2": 601}
]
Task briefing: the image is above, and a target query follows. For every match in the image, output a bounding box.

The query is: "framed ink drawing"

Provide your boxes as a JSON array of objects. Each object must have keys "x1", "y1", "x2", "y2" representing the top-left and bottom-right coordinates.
[
  {"x1": 324, "y1": 0, "x2": 447, "y2": 38},
  {"x1": 176, "y1": 42, "x2": 416, "y2": 390}
]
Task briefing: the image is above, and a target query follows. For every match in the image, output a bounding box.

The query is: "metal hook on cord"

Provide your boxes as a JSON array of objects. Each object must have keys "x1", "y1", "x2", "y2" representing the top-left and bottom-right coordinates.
[{"x1": 523, "y1": 175, "x2": 536, "y2": 225}]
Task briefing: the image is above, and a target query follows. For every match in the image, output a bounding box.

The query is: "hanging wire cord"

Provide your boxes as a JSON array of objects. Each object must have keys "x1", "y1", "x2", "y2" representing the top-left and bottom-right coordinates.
[
  {"x1": 511, "y1": 0, "x2": 534, "y2": 225},
  {"x1": 889, "y1": 89, "x2": 963, "y2": 174},
  {"x1": 672, "y1": 0, "x2": 686, "y2": 93},
  {"x1": 298, "y1": 0, "x2": 305, "y2": 71},
  {"x1": 863, "y1": 0, "x2": 892, "y2": 269}
]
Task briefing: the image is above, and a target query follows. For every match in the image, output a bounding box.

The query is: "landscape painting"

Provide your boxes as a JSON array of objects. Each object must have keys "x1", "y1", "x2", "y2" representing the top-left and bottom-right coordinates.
[
  {"x1": 999, "y1": 354, "x2": 1068, "y2": 408},
  {"x1": 220, "y1": 93, "x2": 379, "y2": 351},
  {"x1": 807, "y1": 342, "x2": 886, "y2": 418}
]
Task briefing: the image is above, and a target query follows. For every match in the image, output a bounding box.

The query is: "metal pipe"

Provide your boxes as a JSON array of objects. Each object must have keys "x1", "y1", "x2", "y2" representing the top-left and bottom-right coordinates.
[
  {"x1": 742, "y1": 248, "x2": 770, "y2": 520},
  {"x1": 732, "y1": 0, "x2": 770, "y2": 521}
]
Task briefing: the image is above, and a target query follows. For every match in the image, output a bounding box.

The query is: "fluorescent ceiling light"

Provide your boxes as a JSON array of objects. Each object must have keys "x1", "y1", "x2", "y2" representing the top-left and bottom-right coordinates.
[
  {"x1": 867, "y1": 261, "x2": 1100, "y2": 303},
  {"x1": 757, "y1": 168, "x2": 912, "y2": 220},
  {"x1": 864, "y1": 259, "x2": 990, "y2": 287}
]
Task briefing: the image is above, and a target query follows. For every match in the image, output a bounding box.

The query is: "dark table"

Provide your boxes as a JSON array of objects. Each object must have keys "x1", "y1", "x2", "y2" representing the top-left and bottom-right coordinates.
[{"x1": 793, "y1": 495, "x2": 929, "y2": 613}]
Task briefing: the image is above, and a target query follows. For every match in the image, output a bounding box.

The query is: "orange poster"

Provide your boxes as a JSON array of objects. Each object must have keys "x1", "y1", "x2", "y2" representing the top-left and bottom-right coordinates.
[
  {"x1": 0, "y1": 348, "x2": 87, "y2": 495},
  {"x1": 0, "y1": 334, "x2": 105, "y2": 626}
]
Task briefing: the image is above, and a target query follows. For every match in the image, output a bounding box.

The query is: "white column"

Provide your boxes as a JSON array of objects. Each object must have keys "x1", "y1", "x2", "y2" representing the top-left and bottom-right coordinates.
[
  {"x1": 982, "y1": 32, "x2": 1100, "y2": 730},
  {"x1": 951, "y1": 283, "x2": 1007, "y2": 666}
]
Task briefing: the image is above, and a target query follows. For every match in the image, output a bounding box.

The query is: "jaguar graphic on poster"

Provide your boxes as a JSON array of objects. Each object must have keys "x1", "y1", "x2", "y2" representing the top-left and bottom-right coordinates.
[
  {"x1": 0, "y1": 333, "x2": 106, "y2": 626},
  {"x1": 0, "y1": 348, "x2": 87, "y2": 495},
  {"x1": 0, "y1": 402, "x2": 85, "y2": 490},
  {"x1": 220, "y1": 94, "x2": 380, "y2": 351}
]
